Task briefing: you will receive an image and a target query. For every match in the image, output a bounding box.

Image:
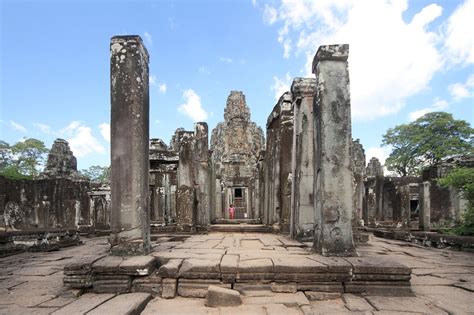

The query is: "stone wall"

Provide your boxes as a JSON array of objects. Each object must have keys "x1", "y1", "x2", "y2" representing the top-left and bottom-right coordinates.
[
  {"x1": 1, "y1": 176, "x2": 90, "y2": 231},
  {"x1": 264, "y1": 92, "x2": 293, "y2": 230}
]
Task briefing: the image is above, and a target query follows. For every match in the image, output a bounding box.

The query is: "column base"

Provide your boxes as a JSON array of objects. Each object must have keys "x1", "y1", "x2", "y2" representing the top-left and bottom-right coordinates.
[{"x1": 110, "y1": 239, "x2": 150, "y2": 256}]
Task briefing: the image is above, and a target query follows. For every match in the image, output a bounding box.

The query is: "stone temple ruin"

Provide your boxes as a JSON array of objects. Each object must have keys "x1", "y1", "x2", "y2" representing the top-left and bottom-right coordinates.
[{"x1": 1, "y1": 35, "x2": 472, "y2": 309}]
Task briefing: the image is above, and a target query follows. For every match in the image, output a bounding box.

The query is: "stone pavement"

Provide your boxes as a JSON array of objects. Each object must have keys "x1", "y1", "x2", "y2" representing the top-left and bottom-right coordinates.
[{"x1": 1, "y1": 233, "x2": 473, "y2": 314}]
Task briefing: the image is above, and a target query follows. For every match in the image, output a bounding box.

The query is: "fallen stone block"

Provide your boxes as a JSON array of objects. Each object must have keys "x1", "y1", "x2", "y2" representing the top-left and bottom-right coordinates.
[{"x1": 205, "y1": 285, "x2": 242, "y2": 307}]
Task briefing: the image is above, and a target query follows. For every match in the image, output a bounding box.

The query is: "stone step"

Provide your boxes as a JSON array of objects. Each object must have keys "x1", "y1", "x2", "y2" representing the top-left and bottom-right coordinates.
[
  {"x1": 209, "y1": 224, "x2": 272, "y2": 233},
  {"x1": 214, "y1": 219, "x2": 261, "y2": 225}
]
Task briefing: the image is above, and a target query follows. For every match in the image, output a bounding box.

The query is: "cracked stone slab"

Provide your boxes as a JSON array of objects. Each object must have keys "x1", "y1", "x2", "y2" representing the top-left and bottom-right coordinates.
[
  {"x1": 51, "y1": 293, "x2": 115, "y2": 315},
  {"x1": 365, "y1": 296, "x2": 447, "y2": 314},
  {"x1": 342, "y1": 293, "x2": 375, "y2": 312},
  {"x1": 242, "y1": 292, "x2": 310, "y2": 307},
  {"x1": 87, "y1": 292, "x2": 152, "y2": 315}
]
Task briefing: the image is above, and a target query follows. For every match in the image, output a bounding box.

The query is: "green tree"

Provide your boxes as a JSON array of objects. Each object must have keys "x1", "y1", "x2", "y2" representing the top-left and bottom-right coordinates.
[
  {"x1": 10, "y1": 138, "x2": 49, "y2": 177},
  {"x1": 80, "y1": 165, "x2": 110, "y2": 184},
  {"x1": 439, "y1": 167, "x2": 474, "y2": 236},
  {"x1": 0, "y1": 140, "x2": 12, "y2": 170},
  {"x1": 382, "y1": 112, "x2": 473, "y2": 176}
]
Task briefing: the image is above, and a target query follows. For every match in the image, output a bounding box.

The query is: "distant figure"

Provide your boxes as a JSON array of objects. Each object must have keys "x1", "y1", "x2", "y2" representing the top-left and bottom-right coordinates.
[{"x1": 229, "y1": 204, "x2": 235, "y2": 220}]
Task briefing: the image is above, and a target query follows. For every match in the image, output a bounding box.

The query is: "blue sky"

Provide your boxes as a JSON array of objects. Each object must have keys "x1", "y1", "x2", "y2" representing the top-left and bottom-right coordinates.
[{"x1": 1, "y1": 0, "x2": 473, "y2": 171}]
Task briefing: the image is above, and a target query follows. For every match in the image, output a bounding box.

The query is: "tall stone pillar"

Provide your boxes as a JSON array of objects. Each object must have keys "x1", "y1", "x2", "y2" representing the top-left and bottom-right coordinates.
[
  {"x1": 419, "y1": 181, "x2": 431, "y2": 231},
  {"x1": 194, "y1": 122, "x2": 210, "y2": 226},
  {"x1": 290, "y1": 78, "x2": 317, "y2": 240},
  {"x1": 279, "y1": 94, "x2": 294, "y2": 233},
  {"x1": 312, "y1": 44, "x2": 356, "y2": 256},
  {"x1": 365, "y1": 157, "x2": 384, "y2": 226},
  {"x1": 109, "y1": 35, "x2": 150, "y2": 256},
  {"x1": 351, "y1": 139, "x2": 366, "y2": 226},
  {"x1": 399, "y1": 184, "x2": 411, "y2": 228},
  {"x1": 176, "y1": 131, "x2": 195, "y2": 227}
]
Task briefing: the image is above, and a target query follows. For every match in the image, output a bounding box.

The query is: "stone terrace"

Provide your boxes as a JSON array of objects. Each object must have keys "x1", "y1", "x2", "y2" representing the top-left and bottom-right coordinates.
[
  {"x1": 62, "y1": 233, "x2": 411, "y2": 298},
  {"x1": 1, "y1": 234, "x2": 474, "y2": 314}
]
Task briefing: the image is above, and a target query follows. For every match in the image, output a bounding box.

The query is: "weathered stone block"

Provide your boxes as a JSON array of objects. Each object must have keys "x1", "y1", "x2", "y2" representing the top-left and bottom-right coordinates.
[
  {"x1": 178, "y1": 279, "x2": 231, "y2": 298},
  {"x1": 297, "y1": 282, "x2": 344, "y2": 292},
  {"x1": 119, "y1": 255, "x2": 156, "y2": 276},
  {"x1": 344, "y1": 257, "x2": 411, "y2": 275},
  {"x1": 161, "y1": 278, "x2": 177, "y2": 299},
  {"x1": 178, "y1": 258, "x2": 221, "y2": 279},
  {"x1": 157, "y1": 259, "x2": 182, "y2": 278},
  {"x1": 205, "y1": 285, "x2": 242, "y2": 307},
  {"x1": 131, "y1": 274, "x2": 162, "y2": 295},
  {"x1": 237, "y1": 258, "x2": 273, "y2": 280},
  {"x1": 91, "y1": 256, "x2": 123, "y2": 274},
  {"x1": 93, "y1": 275, "x2": 131, "y2": 293},
  {"x1": 270, "y1": 282, "x2": 297, "y2": 293},
  {"x1": 304, "y1": 291, "x2": 341, "y2": 301}
]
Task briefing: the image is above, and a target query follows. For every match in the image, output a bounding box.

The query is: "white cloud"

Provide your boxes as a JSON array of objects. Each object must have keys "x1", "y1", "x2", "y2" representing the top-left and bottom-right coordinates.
[
  {"x1": 263, "y1": 0, "x2": 444, "y2": 120},
  {"x1": 271, "y1": 72, "x2": 292, "y2": 100},
  {"x1": 99, "y1": 123, "x2": 110, "y2": 143},
  {"x1": 251, "y1": 0, "x2": 257, "y2": 7},
  {"x1": 150, "y1": 74, "x2": 166, "y2": 93},
  {"x1": 219, "y1": 57, "x2": 233, "y2": 63},
  {"x1": 60, "y1": 121, "x2": 105, "y2": 157},
  {"x1": 444, "y1": 0, "x2": 474, "y2": 65},
  {"x1": 10, "y1": 120, "x2": 27, "y2": 133},
  {"x1": 159, "y1": 83, "x2": 167, "y2": 93},
  {"x1": 449, "y1": 74, "x2": 474, "y2": 100},
  {"x1": 198, "y1": 66, "x2": 211, "y2": 75},
  {"x1": 143, "y1": 31, "x2": 152, "y2": 46},
  {"x1": 33, "y1": 122, "x2": 51, "y2": 134},
  {"x1": 263, "y1": 4, "x2": 278, "y2": 25},
  {"x1": 178, "y1": 89, "x2": 209, "y2": 122},
  {"x1": 149, "y1": 74, "x2": 157, "y2": 86},
  {"x1": 408, "y1": 98, "x2": 449, "y2": 121},
  {"x1": 366, "y1": 146, "x2": 391, "y2": 166},
  {"x1": 155, "y1": 119, "x2": 161, "y2": 124}
]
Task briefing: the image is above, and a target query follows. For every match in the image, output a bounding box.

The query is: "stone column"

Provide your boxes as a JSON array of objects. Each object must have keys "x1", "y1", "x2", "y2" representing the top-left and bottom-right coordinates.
[
  {"x1": 351, "y1": 139, "x2": 366, "y2": 226},
  {"x1": 365, "y1": 157, "x2": 384, "y2": 226},
  {"x1": 312, "y1": 44, "x2": 356, "y2": 256},
  {"x1": 176, "y1": 131, "x2": 195, "y2": 227},
  {"x1": 279, "y1": 94, "x2": 294, "y2": 233},
  {"x1": 194, "y1": 122, "x2": 210, "y2": 226},
  {"x1": 290, "y1": 78, "x2": 317, "y2": 240},
  {"x1": 419, "y1": 181, "x2": 431, "y2": 231},
  {"x1": 399, "y1": 184, "x2": 411, "y2": 228},
  {"x1": 109, "y1": 35, "x2": 150, "y2": 256}
]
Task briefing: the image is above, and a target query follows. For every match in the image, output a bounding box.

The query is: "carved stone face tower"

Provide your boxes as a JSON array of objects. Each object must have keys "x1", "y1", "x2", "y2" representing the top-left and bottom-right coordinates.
[{"x1": 210, "y1": 91, "x2": 264, "y2": 220}]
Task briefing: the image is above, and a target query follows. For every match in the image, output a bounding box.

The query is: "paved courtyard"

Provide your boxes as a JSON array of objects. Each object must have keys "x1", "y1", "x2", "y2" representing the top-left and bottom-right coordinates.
[{"x1": 1, "y1": 233, "x2": 473, "y2": 314}]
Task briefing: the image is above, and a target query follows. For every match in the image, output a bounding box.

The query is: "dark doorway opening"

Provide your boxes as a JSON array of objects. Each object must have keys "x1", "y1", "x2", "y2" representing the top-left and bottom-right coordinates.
[{"x1": 235, "y1": 188, "x2": 242, "y2": 198}]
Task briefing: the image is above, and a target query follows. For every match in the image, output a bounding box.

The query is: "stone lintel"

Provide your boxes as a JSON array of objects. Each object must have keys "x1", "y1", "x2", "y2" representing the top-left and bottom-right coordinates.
[
  {"x1": 291, "y1": 77, "x2": 317, "y2": 97},
  {"x1": 312, "y1": 44, "x2": 349, "y2": 73}
]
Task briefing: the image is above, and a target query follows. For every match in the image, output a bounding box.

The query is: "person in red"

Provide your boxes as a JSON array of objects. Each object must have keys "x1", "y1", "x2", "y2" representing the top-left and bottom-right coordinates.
[{"x1": 229, "y1": 204, "x2": 235, "y2": 220}]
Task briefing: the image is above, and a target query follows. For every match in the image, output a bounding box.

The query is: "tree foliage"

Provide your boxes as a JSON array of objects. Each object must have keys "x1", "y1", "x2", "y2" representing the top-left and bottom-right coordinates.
[
  {"x1": 80, "y1": 165, "x2": 110, "y2": 184},
  {"x1": 382, "y1": 112, "x2": 473, "y2": 176},
  {"x1": 439, "y1": 167, "x2": 474, "y2": 236},
  {"x1": 0, "y1": 138, "x2": 49, "y2": 179}
]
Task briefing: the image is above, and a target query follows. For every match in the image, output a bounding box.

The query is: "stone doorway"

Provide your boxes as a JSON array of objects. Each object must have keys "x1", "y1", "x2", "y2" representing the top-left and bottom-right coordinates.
[{"x1": 229, "y1": 187, "x2": 248, "y2": 219}]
